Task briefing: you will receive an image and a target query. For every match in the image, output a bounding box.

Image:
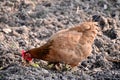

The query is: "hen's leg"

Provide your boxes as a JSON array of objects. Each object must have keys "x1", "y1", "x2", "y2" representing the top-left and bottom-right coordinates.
[{"x1": 47, "y1": 62, "x2": 62, "y2": 70}]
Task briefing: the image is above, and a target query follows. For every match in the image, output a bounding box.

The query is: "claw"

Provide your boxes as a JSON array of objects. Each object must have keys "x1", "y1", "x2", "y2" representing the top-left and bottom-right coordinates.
[
  {"x1": 47, "y1": 62, "x2": 62, "y2": 70},
  {"x1": 47, "y1": 63, "x2": 78, "y2": 71},
  {"x1": 55, "y1": 63, "x2": 62, "y2": 71},
  {"x1": 62, "y1": 64, "x2": 71, "y2": 71}
]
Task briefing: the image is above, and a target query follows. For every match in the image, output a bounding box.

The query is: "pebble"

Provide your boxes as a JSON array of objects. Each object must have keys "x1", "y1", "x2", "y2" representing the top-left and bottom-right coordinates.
[
  {"x1": 117, "y1": 0, "x2": 120, "y2": 3},
  {"x1": 42, "y1": 68, "x2": 49, "y2": 74},
  {"x1": 103, "y1": 4, "x2": 108, "y2": 10},
  {"x1": 2, "y1": 28, "x2": 12, "y2": 34},
  {"x1": 0, "y1": 32, "x2": 5, "y2": 41}
]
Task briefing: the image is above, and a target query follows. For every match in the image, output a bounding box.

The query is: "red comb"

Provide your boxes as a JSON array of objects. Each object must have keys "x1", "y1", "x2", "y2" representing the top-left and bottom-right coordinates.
[{"x1": 21, "y1": 49, "x2": 32, "y2": 61}]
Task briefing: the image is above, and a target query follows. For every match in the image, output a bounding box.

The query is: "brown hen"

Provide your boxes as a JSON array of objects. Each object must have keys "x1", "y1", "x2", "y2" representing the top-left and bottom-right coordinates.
[{"x1": 22, "y1": 22, "x2": 99, "y2": 69}]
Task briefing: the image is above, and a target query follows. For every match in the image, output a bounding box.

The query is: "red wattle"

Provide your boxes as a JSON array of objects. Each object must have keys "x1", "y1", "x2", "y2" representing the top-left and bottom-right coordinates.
[
  {"x1": 22, "y1": 50, "x2": 25, "y2": 57},
  {"x1": 21, "y1": 49, "x2": 32, "y2": 61}
]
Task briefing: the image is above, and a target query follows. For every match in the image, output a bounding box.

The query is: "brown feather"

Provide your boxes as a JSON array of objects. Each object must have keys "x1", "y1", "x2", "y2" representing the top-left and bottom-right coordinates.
[{"x1": 26, "y1": 22, "x2": 99, "y2": 67}]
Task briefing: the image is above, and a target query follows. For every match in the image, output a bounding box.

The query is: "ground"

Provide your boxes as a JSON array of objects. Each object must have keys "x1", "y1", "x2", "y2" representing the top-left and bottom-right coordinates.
[{"x1": 0, "y1": 0, "x2": 120, "y2": 80}]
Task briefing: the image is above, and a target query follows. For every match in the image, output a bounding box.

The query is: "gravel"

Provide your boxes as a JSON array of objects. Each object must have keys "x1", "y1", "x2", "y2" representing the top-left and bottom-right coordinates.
[{"x1": 0, "y1": 0, "x2": 120, "y2": 80}]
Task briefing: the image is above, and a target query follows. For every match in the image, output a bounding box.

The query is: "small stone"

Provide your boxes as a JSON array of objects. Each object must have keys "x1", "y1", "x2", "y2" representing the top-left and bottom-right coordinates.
[
  {"x1": 81, "y1": 61, "x2": 88, "y2": 67},
  {"x1": 43, "y1": 19, "x2": 52, "y2": 25},
  {"x1": 103, "y1": 4, "x2": 107, "y2": 10},
  {"x1": 116, "y1": 28, "x2": 120, "y2": 38},
  {"x1": 92, "y1": 15, "x2": 101, "y2": 22},
  {"x1": 3, "y1": 28, "x2": 12, "y2": 34},
  {"x1": 15, "y1": 29, "x2": 23, "y2": 34},
  {"x1": 104, "y1": 28, "x2": 117, "y2": 39},
  {"x1": 0, "y1": 32, "x2": 5, "y2": 41},
  {"x1": 42, "y1": 68, "x2": 49, "y2": 74},
  {"x1": 117, "y1": 0, "x2": 120, "y2": 3},
  {"x1": 80, "y1": 71, "x2": 92, "y2": 80},
  {"x1": 5, "y1": 1, "x2": 14, "y2": 7},
  {"x1": 99, "y1": 16, "x2": 109, "y2": 31},
  {"x1": 12, "y1": 31, "x2": 20, "y2": 37},
  {"x1": 6, "y1": 53, "x2": 15, "y2": 59},
  {"x1": 93, "y1": 68, "x2": 102, "y2": 72}
]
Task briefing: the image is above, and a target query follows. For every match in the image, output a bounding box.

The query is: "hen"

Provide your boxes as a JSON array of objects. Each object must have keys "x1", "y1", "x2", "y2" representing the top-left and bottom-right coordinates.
[{"x1": 22, "y1": 22, "x2": 99, "y2": 69}]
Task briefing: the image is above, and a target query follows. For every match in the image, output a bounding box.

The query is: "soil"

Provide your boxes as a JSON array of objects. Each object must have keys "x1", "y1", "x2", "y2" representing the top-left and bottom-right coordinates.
[{"x1": 0, "y1": 0, "x2": 120, "y2": 80}]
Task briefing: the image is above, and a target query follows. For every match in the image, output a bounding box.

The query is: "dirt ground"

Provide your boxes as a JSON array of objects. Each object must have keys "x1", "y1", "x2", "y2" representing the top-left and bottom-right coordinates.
[{"x1": 0, "y1": 0, "x2": 120, "y2": 80}]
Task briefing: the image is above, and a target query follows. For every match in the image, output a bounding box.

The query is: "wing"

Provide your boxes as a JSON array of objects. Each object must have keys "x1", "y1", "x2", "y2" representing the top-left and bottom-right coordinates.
[
  {"x1": 49, "y1": 30, "x2": 83, "y2": 49},
  {"x1": 44, "y1": 30, "x2": 83, "y2": 63}
]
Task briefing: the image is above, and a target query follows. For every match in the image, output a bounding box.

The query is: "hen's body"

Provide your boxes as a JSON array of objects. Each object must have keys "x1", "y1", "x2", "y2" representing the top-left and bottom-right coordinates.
[{"x1": 26, "y1": 22, "x2": 99, "y2": 67}]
